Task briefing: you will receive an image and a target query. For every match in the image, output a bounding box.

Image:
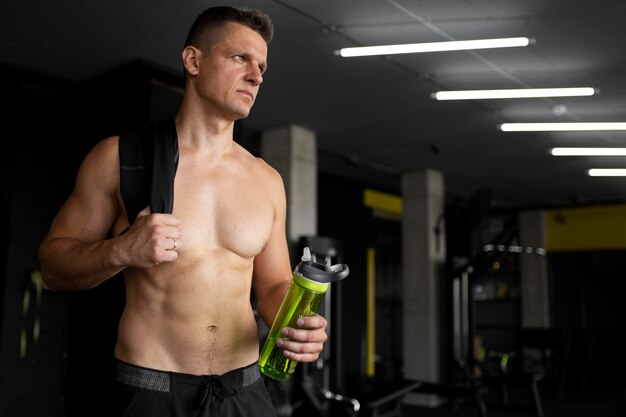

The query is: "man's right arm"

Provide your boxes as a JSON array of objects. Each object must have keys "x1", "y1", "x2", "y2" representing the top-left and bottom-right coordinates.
[
  {"x1": 39, "y1": 136, "x2": 181, "y2": 291},
  {"x1": 39, "y1": 137, "x2": 126, "y2": 290}
]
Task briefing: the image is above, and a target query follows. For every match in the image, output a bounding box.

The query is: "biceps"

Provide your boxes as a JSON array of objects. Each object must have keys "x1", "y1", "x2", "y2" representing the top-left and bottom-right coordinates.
[
  {"x1": 48, "y1": 187, "x2": 118, "y2": 241},
  {"x1": 252, "y1": 224, "x2": 291, "y2": 299},
  {"x1": 252, "y1": 170, "x2": 292, "y2": 297},
  {"x1": 46, "y1": 140, "x2": 120, "y2": 241}
]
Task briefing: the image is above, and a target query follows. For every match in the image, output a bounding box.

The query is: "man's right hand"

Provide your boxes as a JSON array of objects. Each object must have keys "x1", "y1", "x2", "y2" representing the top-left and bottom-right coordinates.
[
  {"x1": 119, "y1": 207, "x2": 183, "y2": 268},
  {"x1": 39, "y1": 136, "x2": 185, "y2": 291}
]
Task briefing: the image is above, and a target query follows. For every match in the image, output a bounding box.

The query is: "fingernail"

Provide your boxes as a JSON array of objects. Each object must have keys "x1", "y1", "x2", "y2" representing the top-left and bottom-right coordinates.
[
  {"x1": 281, "y1": 328, "x2": 289, "y2": 336},
  {"x1": 276, "y1": 338, "x2": 284, "y2": 347},
  {"x1": 296, "y1": 318, "x2": 304, "y2": 327}
]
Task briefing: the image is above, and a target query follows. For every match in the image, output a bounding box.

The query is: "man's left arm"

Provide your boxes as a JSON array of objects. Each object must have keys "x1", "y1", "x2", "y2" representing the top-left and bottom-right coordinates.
[{"x1": 252, "y1": 167, "x2": 327, "y2": 363}]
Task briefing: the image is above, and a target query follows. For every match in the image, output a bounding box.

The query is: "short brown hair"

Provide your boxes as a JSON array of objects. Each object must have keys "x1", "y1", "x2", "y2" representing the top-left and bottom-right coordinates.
[{"x1": 184, "y1": 5, "x2": 274, "y2": 51}]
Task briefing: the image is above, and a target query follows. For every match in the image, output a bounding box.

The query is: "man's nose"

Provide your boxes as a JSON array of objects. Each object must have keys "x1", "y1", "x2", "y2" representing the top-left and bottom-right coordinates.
[{"x1": 247, "y1": 66, "x2": 263, "y2": 86}]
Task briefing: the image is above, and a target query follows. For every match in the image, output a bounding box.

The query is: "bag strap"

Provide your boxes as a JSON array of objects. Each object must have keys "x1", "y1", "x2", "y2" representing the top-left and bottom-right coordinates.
[
  {"x1": 149, "y1": 119, "x2": 179, "y2": 215},
  {"x1": 119, "y1": 119, "x2": 179, "y2": 223}
]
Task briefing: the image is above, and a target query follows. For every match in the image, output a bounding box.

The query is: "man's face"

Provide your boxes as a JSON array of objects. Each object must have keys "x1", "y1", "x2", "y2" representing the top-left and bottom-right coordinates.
[{"x1": 194, "y1": 21, "x2": 268, "y2": 121}]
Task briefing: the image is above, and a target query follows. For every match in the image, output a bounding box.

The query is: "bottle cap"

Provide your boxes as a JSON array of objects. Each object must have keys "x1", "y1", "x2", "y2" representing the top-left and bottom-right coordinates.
[{"x1": 295, "y1": 247, "x2": 350, "y2": 284}]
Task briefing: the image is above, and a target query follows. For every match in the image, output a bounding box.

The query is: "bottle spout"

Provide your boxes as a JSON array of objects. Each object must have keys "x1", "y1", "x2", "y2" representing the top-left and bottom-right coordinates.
[
  {"x1": 325, "y1": 256, "x2": 332, "y2": 272},
  {"x1": 297, "y1": 247, "x2": 350, "y2": 283}
]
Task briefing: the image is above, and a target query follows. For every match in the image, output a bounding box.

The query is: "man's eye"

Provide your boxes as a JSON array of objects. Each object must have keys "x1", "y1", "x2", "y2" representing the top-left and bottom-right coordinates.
[{"x1": 234, "y1": 55, "x2": 245, "y2": 62}]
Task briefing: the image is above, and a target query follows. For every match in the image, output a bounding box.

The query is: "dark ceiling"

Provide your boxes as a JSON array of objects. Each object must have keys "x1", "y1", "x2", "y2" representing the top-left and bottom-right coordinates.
[{"x1": 3, "y1": 0, "x2": 626, "y2": 208}]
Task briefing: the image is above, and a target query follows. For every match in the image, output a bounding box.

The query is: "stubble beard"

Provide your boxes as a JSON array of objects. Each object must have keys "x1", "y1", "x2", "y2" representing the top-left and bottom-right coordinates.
[{"x1": 226, "y1": 100, "x2": 253, "y2": 121}]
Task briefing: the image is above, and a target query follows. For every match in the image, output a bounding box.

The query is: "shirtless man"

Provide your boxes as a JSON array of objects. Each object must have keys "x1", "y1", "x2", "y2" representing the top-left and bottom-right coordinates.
[{"x1": 38, "y1": 6, "x2": 327, "y2": 417}]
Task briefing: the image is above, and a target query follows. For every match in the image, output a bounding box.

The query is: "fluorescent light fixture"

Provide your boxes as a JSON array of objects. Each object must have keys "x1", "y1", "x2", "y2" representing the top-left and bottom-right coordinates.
[
  {"x1": 336, "y1": 37, "x2": 531, "y2": 58},
  {"x1": 551, "y1": 148, "x2": 626, "y2": 156},
  {"x1": 588, "y1": 169, "x2": 626, "y2": 177},
  {"x1": 433, "y1": 87, "x2": 595, "y2": 100},
  {"x1": 500, "y1": 123, "x2": 626, "y2": 132}
]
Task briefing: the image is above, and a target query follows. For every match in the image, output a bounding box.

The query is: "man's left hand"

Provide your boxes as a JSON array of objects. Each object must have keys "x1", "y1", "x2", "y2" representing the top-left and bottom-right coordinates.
[{"x1": 276, "y1": 314, "x2": 328, "y2": 362}]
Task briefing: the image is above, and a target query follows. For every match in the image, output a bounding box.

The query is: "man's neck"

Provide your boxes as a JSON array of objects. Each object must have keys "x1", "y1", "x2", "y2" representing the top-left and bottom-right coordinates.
[{"x1": 174, "y1": 109, "x2": 238, "y2": 156}]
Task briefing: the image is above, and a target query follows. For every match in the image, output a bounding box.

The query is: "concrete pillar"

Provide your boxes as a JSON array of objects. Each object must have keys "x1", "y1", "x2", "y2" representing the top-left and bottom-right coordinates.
[
  {"x1": 402, "y1": 169, "x2": 446, "y2": 406},
  {"x1": 260, "y1": 125, "x2": 317, "y2": 258},
  {"x1": 519, "y1": 210, "x2": 550, "y2": 328}
]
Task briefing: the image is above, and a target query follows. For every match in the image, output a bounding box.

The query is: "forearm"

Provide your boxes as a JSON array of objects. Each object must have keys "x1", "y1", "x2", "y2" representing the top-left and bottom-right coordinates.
[
  {"x1": 39, "y1": 236, "x2": 127, "y2": 291},
  {"x1": 256, "y1": 279, "x2": 291, "y2": 328}
]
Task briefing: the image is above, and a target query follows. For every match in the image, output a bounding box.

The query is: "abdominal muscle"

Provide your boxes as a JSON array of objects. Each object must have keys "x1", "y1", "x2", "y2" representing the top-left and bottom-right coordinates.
[{"x1": 114, "y1": 247, "x2": 261, "y2": 376}]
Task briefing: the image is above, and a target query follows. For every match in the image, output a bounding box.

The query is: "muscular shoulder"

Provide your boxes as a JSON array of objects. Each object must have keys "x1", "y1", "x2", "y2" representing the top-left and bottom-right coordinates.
[
  {"x1": 234, "y1": 144, "x2": 285, "y2": 192},
  {"x1": 78, "y1": 136, "x2": 120, "y2": 193},
  {"x1": 230, "y1": 145, "x2": 286, "y2": 219},
  {"x1": 83, "y1": 136, "x2": 119, "y2": 165},
  {"x1": 256, "y1": 157, "x2": 284, "y2": 188},
  {"x1": 42, "y1": 136, "x2": 122, "y2": 243}
]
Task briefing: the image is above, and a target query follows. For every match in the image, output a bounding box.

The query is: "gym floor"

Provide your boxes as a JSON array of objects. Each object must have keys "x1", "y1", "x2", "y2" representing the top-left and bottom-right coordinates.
[{"x1": 401, "y1": 385, "x2": 625, "y2": 417}]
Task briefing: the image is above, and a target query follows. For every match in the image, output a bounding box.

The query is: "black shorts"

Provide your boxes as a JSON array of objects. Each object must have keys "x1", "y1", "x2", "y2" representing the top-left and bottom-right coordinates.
[{"x1": 112, "y1": 359, "x2": 277, "y2": 417}]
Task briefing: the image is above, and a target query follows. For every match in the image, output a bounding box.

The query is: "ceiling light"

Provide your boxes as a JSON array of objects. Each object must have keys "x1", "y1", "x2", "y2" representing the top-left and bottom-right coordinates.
[
  {"x1": 588, "y1": 169, "x2": 626, "y2": 177},
  {"x1": 336, "y1": 37, "x2": 531, "y2": 58},
  {"x1": 500, "y1": 123, "x2": 626, "y2": 132},
  {"x1": 551, "y1": 148, "x2": 626, "y2": 156},
  {"x1": 433, "y1": 87, "x2": 595, "y2": 100}
]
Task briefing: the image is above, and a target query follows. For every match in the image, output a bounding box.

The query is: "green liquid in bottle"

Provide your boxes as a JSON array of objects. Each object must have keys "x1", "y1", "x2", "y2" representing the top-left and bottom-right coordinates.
[
  {"x1": 259, "y1": 274, "x2": 327, "y2": 380},
  {"x1": 258, "y1": 336, "x2": 298, "y2": 380}
]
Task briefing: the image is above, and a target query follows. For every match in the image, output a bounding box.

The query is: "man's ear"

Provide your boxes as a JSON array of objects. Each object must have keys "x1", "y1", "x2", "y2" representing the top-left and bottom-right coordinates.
[{"x1": 182, "y1": 46, "x2": 201, "y2": 76}]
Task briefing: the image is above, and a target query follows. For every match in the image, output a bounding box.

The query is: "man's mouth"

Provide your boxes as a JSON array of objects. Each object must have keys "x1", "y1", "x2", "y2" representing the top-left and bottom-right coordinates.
[{"x1": 238, "y1": 90, "x2": 254, "y2": 100}]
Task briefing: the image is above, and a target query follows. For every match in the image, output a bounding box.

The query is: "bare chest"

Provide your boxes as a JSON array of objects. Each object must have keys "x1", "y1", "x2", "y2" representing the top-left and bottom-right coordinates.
[{"x1": 172, "y1": 164, "x2": 274, "y2": 259}]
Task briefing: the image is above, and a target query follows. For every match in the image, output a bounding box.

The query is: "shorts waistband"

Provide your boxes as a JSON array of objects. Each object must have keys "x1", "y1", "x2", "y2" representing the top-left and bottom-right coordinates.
[{"x1": 114, "y1": 360, "x2": 261, "y2": 393}]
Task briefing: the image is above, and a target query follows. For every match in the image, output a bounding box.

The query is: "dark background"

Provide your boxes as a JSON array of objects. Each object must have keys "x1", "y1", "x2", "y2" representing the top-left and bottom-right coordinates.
[
  {"x1": 2, "y1": 0, "x2": 626, "y2": 415},
  {"x1": 1, "y1": 61, "x2": 624, "y2": 417}
]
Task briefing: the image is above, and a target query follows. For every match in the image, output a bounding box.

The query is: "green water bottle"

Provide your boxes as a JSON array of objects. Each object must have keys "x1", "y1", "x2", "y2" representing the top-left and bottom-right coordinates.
[{"x1": 259, "y1": 247, "x2": 349, "y2": 381}]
